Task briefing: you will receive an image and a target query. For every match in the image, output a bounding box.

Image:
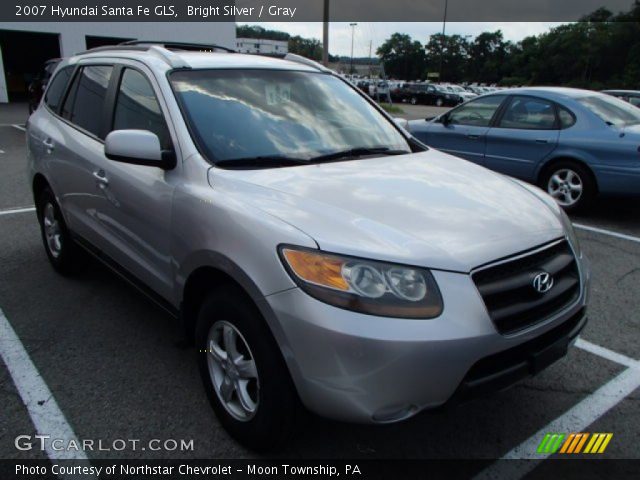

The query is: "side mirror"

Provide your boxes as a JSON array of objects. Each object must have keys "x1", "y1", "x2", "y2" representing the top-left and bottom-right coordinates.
[
  {"x1": 104, "y1": 130, "x2": 175, "y2": 169},
  {"x1": 393, "y1": 117, "x2": 409, "y2": 129}
]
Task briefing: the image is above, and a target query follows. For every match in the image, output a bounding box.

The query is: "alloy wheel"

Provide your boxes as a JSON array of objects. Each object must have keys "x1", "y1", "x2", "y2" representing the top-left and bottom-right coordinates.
[
  {"x1": 547, "y1": 168, "x2": 583, "y2": 207},
  {"x1": 206, "y1": 320, "x2": 259, "y2": 421}
]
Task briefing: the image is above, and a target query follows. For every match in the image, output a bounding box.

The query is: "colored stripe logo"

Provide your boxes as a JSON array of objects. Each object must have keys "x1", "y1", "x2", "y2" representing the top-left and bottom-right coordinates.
[{"x1": 537, "y1": 433, "x2": 613, "y2": 454}]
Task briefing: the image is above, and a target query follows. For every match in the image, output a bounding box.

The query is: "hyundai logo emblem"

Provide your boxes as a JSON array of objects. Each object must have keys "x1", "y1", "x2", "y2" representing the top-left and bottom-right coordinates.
[{"x1": 532, "y1": 272, "x2": 554, "y2": 293}]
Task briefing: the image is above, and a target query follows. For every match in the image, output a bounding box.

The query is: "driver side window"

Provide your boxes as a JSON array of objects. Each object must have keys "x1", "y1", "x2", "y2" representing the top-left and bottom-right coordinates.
[{"x1": 448, "y1": 95, "x2": 506, "y2": 127}]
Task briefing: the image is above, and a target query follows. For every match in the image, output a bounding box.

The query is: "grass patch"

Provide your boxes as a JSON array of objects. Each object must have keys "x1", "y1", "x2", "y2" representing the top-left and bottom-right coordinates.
[{"x1": 378, "y1": 103, "x2": 404, "y2": 114}]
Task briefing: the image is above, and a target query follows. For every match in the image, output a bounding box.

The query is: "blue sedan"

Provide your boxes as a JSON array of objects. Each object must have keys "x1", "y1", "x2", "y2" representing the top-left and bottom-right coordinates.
[{"x1": 408, "y1": 87, "x2": 640, "y2": 211}]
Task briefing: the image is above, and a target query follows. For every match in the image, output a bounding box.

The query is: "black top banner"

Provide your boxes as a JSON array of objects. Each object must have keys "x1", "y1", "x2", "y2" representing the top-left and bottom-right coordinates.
[{"x1": 3, "y1": 0, "x2": 639, "y2": 22}]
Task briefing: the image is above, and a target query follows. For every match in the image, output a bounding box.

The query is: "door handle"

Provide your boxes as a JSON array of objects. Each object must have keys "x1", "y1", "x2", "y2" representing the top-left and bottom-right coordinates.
[
  {"x1": 42, "y1": 138, "x2": 55, "y2": 151},
  {"x1": 535, "y1": 139, "x2": 549, "y2": 144},
  {"x1": 93, "y1": 170, "x2": 109, "y2": 186},
  {"x1": 467, "y1": 134, "x2": 480, "y2": 140}
]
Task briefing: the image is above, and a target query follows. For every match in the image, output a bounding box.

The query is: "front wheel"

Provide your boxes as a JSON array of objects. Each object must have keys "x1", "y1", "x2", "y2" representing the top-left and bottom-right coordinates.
[
  {"x1": 410, "y1": 97, "x2": 418, "y2": 105},
  {"x1": 195, "y1": 287, "x2": 302, "y2": 451},
  {"x1": 435, "y1": 97, "x2": 444, "y2": 107},
  {"x1": 540, "y1": 161, "x2": 596, "y2": 212}
]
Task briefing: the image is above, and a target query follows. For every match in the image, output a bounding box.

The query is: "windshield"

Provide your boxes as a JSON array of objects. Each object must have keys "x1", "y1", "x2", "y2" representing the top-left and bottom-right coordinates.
[
  {"x1": 170, "y1": 69, "x2": 411, "y2": 166},
  {"x1": 578, "y1": 94, "x2": 640, "y2": 127}
]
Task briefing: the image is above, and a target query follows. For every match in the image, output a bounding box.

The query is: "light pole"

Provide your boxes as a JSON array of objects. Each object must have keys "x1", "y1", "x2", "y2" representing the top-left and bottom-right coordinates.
[
  {"x1": 350, "y1": 22, "x2": 358, "y2": 75},
  {"x1": 438, "y1": 0, "x2": 448, "y2": 83},
  {"x1": 322, "y1": 0, "x2": 329, "y2": 66}
]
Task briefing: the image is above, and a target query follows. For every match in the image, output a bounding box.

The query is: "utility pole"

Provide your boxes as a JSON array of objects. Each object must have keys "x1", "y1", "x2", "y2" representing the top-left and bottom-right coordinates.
[
  {"x1": 438, "y1": 0, "x2": 448, "y2": 83},
  {"x1": 350, "y1": 22, "x2": 358, "y2": 75},
  {"x1": 368, "y1": 40, "x2": 372, "y2": 77},
  {"x1": 322, "y1": 0, "x2": 329, "y2": 66}
]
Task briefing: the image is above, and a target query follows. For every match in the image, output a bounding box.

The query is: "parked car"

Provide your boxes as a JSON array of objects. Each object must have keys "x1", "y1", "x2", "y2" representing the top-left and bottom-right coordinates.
[
  {"x1": 400, "y1": 83, "x2": 462, "y2": 106},
  {"x1": 27, "y1": 58, "x2": 61, "y2": 114},
  {"x1": 602, "y1": 90, "x2": 640, "y2": 108},
  {"x1": 28, "y1": 47, "x2": 589, "y2": 450},
  {"x1": 444, "y1": 84, "x2": 477, "y2": 102},
  {"x1": 408, "y1": 87, "x2": 640, "y2": 211}
]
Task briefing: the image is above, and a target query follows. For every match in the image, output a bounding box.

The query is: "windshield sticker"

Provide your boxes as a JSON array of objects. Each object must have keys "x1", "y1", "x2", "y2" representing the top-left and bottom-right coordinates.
[{"x1": 265, "y1": 84, "x2": 291, "y2": 106}]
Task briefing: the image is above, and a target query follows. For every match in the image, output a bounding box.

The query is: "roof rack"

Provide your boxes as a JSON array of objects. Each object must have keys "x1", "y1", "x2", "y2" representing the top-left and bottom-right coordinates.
[
  {"x1": 120, "y1": 40, "x2": 235, "y2": 53},
  {"x1": 79, "y1": 40, "x2": 235, "y2": 68},
  {"x1": 283, "y1": 53, "x2": 332, "y2": 73}
]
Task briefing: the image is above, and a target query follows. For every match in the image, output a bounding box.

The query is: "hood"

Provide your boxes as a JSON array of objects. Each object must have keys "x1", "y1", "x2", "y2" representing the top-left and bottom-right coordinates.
[{"x1": 210, "y1": 150, "x2": 565, "y2": 272}]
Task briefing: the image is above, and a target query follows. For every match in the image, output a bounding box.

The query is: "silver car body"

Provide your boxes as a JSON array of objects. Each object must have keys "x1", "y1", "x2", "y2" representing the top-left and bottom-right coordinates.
[{"x1": 27, "y1": 48, "x2": 590, "y2": 423}]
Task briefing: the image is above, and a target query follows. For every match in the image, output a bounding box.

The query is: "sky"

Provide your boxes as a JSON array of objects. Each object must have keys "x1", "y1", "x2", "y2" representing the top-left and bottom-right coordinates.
[{"x1": 238, "y1": 22, "x2": 567, "y2": 57}]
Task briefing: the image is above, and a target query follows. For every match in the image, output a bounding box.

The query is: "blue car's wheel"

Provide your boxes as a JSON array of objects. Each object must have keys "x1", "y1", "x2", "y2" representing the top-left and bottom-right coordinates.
[{"x1": 541, "y1": 161, "x2": 596, "y2": 212}]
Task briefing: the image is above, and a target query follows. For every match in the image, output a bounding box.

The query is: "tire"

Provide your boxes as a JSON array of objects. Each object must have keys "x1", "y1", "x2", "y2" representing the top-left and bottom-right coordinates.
[
  {"x1": 36, "y1": 187, "x2": 84, "y2": 275},
  {"x1": 539, "y1": 161, "x2": 596, "y2": 213},
  {"x1": 195, "y1": 286, "x2": 302, "y2": 451},
  {"x1": 410, "y1": 97, "x2": 417, "y2": 105},
  {"x1": 436, "y1": 98, "x2": 444, "y2": 107}
]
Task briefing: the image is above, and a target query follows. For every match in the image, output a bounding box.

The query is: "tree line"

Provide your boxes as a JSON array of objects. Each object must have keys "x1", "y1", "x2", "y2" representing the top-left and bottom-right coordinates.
[{"x1": 377, "y1": 2, "x2": 640, "y2": 88}]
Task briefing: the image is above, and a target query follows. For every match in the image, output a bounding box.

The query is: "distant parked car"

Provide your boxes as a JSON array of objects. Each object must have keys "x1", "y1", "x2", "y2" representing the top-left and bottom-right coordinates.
[
  {"x1": 602, "y1": 90, "x2": 640, "y2": 108},
  {"x1": 444, "y1": 84, "x2": 477, "y2": 102},
  {"x1": 28, "y1": 58, "x2": 61, "y2": 114},
  {"x1": 400, "y1": 83, "x2": 461, "y2": 106},
  {"x1": 408, "y1": 87, "x2": 640, "y2": 211}
]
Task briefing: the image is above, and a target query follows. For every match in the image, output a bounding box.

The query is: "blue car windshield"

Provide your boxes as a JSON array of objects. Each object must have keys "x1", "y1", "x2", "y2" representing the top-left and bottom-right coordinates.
[
  {"x1": 578, "y1": 95, "x2": 640, "y2": 127},
  {"x1": 169, "y1": 69, "x2": 411, "y2": 165}
]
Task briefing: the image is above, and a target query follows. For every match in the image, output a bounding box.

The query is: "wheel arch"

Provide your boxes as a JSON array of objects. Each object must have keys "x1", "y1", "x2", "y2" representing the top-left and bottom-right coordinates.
[
  {"x1": 179, "y1": 257, "x2": 305, "y2": 397},
  {"x1": 536, "y1": 155, "x2": 599, "y2": 194},
  {"x1": 32, "y1": 173, "x2": 51, "y2": 206}
]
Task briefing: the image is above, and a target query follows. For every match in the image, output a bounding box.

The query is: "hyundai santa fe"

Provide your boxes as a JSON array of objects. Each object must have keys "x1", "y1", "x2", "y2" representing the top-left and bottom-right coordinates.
[{"x1": 26, "y1": 42, "x2": 590, "y2": 450}]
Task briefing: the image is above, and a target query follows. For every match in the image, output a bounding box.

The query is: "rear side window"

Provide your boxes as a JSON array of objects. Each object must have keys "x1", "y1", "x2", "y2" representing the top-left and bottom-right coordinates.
[
  {"x1": 558, "y1": 107, "x2": 576, "y2": 129},
  {"x1": 112, "y1": 69, "x2": 172, "y2": 150},
  {"x1": 499, "y1": 96, "x2": 557, "y2": 130},
  {"x1": 62, "y1": 66, "x2": 113, "y2": 139},
  {"x1": 44, "y1": 67, "x2": 73, "y2": 112}
]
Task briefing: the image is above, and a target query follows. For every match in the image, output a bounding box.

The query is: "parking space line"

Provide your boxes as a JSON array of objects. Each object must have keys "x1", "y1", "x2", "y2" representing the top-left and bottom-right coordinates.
[
  {"x1": 574, "y1": 223, "x2": 640, "y2": 245},
  {"x1": 0, "y1": 206, "x2": 36, "y2": 216},
  {"x1": 576, "y1": 338, "x2": 639, "y2": 369},
  {"x1": 0, "y1": 308, "x2": 88, "y2": 462},
  {"x1": 473, "y1": 365, "x2": 640, "y2": 479},
  {"x1": 11, "y1": 124, "x2": 26, "y2": 132}
]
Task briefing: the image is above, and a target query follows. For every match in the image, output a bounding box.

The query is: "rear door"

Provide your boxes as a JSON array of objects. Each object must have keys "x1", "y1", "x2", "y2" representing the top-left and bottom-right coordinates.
[
  {"x1": 484, "y1": 95, "x2": 560, "y2": 180},
  {"x1": 421, "y1": 95, "x2": 507, "y2": 165},
  {"x1": 42, "y1": 64, "x2": 115, "y2": 247}
]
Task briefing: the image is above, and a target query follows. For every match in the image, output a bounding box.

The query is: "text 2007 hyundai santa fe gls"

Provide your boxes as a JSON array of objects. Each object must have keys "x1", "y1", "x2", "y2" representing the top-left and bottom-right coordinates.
[{"x1": 26, "y1": 43, "x2": 590, "y2": 450}]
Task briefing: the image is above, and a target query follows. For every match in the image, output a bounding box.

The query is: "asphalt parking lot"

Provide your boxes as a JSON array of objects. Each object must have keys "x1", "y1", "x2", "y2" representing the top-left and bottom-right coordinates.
[{"x1": 0, "y1": 104, "x2": 638, "y2": 476}]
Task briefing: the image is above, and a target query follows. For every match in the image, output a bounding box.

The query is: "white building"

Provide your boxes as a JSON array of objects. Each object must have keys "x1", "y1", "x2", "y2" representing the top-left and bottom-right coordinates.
[
  {"x1": 236, "y1": 38, "x2": 288, "y2": 56},
  {"x1": 0, "y1": 22, "x2": 236, "y2": 103}
]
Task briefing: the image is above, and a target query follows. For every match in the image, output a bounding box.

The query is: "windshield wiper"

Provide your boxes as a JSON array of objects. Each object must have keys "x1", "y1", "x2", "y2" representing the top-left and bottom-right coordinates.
[
  {"x1": 309, "y1": 147, "x2": 410, "y2": 163},
  {"x1": 215, "y1": 155, "x2": 310, "y2": 169}
]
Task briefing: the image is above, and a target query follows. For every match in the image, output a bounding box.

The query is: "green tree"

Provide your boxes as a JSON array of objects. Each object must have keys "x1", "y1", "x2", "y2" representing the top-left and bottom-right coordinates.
[
  {"x1": 424, "y1": 34, "x2": 471, "y2": 83},
  {"x1": 288, "y1": 36, "x2": 324, "y2": 61},
  {"x1": 377, "y1": 33, "x2": 426, "y2": 80}
]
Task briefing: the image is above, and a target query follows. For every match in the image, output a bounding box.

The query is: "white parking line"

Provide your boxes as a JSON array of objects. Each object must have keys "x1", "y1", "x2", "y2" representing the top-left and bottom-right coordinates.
[
  {"x1": 574, "y1": 223, "x2": 640, "y2": 245},
  {"x1": 473, "y1": 341, "x2": 640, "y2": 479},
  {"x1": 11, "y1": 124, "x2": 26, "y2": 132},
  {"x1": 0, "y1": 206, "x2": 36, "y2": 216},
  {"x1": 576, "y1": 338, "x2": 639, "y2": 369},
  {"x1": 0, "y1": 308, "x2": 88, "y2": 462}
]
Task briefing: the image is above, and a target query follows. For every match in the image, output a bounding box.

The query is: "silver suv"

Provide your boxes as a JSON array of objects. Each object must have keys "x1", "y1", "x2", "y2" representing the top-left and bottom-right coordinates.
[{"x1": 27, "y1": 43, "x2": 590, "y2": 450}]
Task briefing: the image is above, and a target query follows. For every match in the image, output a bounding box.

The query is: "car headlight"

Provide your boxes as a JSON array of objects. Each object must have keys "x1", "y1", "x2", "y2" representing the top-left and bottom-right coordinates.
[
  {"x1": 559, "y1": 209, "x2": 581, "y2": 256},
  {"x1": 278, "y1": 246, "x2": 443, "y2": 318}
]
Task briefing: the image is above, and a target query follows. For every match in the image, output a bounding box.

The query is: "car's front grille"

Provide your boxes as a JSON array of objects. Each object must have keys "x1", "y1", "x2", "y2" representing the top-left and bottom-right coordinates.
[{"x1": 472, "y1": 240, "x2": 581, "y2": 335}]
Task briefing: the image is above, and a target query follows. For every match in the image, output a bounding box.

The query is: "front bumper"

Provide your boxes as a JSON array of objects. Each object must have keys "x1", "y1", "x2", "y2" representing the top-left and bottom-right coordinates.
[{"x1": 266, "y1": 257, "x2": 590, "y2": 423}]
